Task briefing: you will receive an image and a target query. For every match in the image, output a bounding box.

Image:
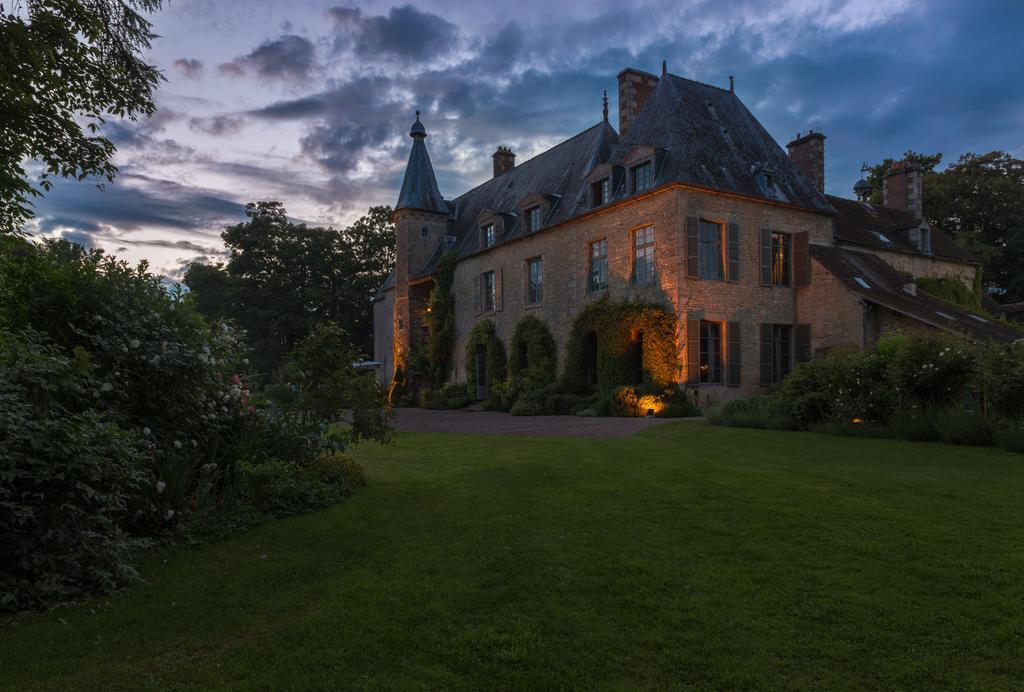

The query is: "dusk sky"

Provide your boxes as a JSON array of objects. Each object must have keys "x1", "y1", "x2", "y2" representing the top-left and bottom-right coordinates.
[{"x1": 28, "y1": 0, "x2": 1024, "y2": 280}]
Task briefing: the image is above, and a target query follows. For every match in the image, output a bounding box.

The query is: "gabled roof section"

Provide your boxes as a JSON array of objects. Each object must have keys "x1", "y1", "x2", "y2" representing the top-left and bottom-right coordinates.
[
  {"x1": 611, "y1": 73, "x2": 835, "y2": 215},
  {"x1": 812, "y1": 245, "x2": 1020, "y2": 342},
  {"x1": 437, "y1": 120, "x2": 618, "y2": 268},
  {"x1": 396, "y1": 113, "x2": 448, "y2": 215},
  {"x1": 826, "y1": 194, "x2": 968, "y2": 261}
]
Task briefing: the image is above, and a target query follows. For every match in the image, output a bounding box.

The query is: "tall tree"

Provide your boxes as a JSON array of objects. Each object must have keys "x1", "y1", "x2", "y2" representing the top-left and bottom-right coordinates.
[
  {"x1": 1, "y1": 0, "x2": 163, "y2": 233},
  {"x1": 184, "y1": 202, "x2": 396, "y2": 375}
]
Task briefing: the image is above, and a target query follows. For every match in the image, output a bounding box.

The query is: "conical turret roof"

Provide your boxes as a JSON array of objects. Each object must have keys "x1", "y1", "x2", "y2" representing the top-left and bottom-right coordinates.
[{"x1": 396, "y1": 111, "x2": 447, "y2": 215}]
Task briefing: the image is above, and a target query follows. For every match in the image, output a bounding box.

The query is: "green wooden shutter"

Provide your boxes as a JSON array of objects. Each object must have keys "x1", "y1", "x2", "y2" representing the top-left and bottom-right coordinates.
[
  {"x1": 760, "y1": 229, "x2": 772, "y2": 286},
  {"x1": 759, "y1": 323, "x2": 773, "y2": 385},
  {"x1": 686, "y1": 216, "x2": 700, "y2": 278},
  {"x1": 727, "y1": 223, "x2": 740, "y2": 282},
  {"x1": 686, "y1": 319, "x2": 700, "y2": 385},
  {"x1": 795, "y1": 324, "x2": 812, "y2": 364},
  {"x1": 727, "y1": 321, "x2": 741, "y2": 387},
  {"x1": 794, "y1": 231, "x2": 810, "y2": 287}
]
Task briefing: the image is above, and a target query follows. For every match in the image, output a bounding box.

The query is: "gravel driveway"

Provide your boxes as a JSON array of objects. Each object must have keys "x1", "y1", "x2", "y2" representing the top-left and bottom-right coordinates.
[{"x1": 394, "y1": 407, "x2": 699, "y2": 438}]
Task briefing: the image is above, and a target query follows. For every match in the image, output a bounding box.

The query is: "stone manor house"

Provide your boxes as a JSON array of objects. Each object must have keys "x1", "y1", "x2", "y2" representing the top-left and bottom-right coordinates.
[{"x1": 373, "y1": 65, "x2": 1019, "y2": 400}]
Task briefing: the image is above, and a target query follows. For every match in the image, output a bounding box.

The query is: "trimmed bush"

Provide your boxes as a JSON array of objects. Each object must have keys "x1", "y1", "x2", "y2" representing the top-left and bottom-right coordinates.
[{"x1": 509, "y1": 315, "x2": 558, "y2": 387}]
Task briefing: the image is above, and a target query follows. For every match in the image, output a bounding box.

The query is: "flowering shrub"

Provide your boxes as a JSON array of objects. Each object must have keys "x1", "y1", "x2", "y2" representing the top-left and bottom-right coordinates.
[{"x1": 887, "y1": 332, "x2": 976, "y2": 408}]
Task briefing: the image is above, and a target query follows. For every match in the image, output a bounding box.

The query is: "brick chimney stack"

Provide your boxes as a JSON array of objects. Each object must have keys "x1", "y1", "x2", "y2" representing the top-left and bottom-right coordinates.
[
  {"x1": 617, "y1": 67, "x2": 659, "y2": 136},
  {"x1": 883, "y1": 161, "x2": 923, "y2": 218},
  {"x1": 492, "y1": 146, "x2": 516, "y2": 178},
  {"x1": 786, "y1": 131, "x2": 826, "y2": 193}
]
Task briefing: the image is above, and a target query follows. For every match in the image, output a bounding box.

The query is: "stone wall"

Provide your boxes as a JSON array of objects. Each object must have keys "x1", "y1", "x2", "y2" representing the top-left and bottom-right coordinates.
[
  {"x1": 796, "y1": 257, "x2": 866, "y2": 353},
  {"x1": 851, "y1": 246, "x2": 979, "y2": 288},
  {"x1": 451, "y1": 185, "x2": 834, "y2": 402}
]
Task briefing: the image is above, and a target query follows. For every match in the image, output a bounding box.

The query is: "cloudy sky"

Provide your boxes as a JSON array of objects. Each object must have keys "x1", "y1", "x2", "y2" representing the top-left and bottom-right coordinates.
[{"x1": 28, "y1": 0, "x2": 1024, "y2": 280}]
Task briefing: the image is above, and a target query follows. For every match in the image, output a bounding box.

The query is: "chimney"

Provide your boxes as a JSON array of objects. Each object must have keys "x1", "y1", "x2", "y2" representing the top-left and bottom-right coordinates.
[
  {"x1": 786, "y1": 130, "x2": 826, "y2": 193},
  {"x1": 617, "y1": 67, "x2": 659, "y2": 136},
  {"x1": 492, "y1": 146, "x2": 516, "y2": 178},
  {"x1": 883, "y1": 161, "x2": 923, "y2": 218}
]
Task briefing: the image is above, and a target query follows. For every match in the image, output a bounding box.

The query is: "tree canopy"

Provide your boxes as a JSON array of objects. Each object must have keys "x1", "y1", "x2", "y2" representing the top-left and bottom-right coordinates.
[
  {"x1": 1, "y1": 0, "x2": 164, "y2": 233},
  {"x1": 184, "y1": 202, "x2": 395, "y2": 375}
]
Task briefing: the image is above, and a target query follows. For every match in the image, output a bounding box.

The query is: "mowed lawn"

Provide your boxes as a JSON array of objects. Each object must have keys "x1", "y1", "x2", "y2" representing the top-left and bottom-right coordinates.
[{"x1": 3, "y1": 423, "x2": 1024, "y2": 690}]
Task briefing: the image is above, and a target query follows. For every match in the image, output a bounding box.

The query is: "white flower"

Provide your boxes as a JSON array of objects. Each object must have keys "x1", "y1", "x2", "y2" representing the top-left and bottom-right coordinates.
[
  {"x1": 173, "y1": 440, "x2": 182, "y2": 449},
  {"x1": 202, "y1": 345, "x2": 211, "y2": 355},
  {"x1": 128, "y1": 339, "x2": 140, "y2": 349},
  {"x1": 143, "y1": 427, "x2": 151, "y2": 436},
  {"x1": 221, "y1": 323, "x2": 229, "y2": 333},
  {"x1": 164, "y1": 509, "x2": 175, "y2": 520},
  {"x1": 191, "y1": 439, "x2": 197, "y2": 448},
  {"x1": 156, "y1": 480, "x2": 166, "y2": 494},
  {"x1": 100, "y1": 382, "x2": 113, "y2": 392},
  {"x1": 243, "y1": 358, "x2": 249, "y2": 365},
  {"x1": 198, "y1": 353, "x2": 209, "y2": 363}
]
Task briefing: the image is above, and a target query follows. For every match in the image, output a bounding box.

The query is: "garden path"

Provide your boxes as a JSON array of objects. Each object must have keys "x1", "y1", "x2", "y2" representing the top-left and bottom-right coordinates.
[{"x1": 394, "y1": 408, "x2": 699, "y2": 438}]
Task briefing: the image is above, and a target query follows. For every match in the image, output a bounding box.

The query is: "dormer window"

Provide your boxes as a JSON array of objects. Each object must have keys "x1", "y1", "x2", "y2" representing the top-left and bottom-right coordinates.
[
  {"x1": 591, "y1": 178, "x2": 610, "y2": 207},
  {"x1": 631, "y1": 161, "x2": 653, "y2": 194},
  {"x1": 753, "y1": 162, "x2": 775, "y2": 192},
  {"x1": 481, "y1": 223, "x2": 495, "y2": 248},
  {"x1": 526, "y1": 206, "x2": 542, "y2": 233}
]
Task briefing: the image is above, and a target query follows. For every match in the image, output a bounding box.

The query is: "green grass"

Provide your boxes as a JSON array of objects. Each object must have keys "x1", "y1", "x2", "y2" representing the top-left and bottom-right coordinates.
[{"x1": 3, "y1": 422, "x2": 1024, "y2": 690}]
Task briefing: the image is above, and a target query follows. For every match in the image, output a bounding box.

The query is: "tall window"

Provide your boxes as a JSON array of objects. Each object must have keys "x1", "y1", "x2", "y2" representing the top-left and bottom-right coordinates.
[
  {"x1": 526, "y1": 206, "x2": 542, "y2": 233},
  {"x1": 592, "y1": 178, "x2": 610, "y2": 207},
  {"x1": 699, "y1": 220, "x2": 723, "y2": 280},
  {"x1": 481, "y1": 271, "x2": 496, "y2": 312},
  {"x1": 481, "y1": 223, "x2": 495, "y2": 248},
  {"x1": 631, "y1": 161, "x2": 653, "y2": 193},
  {"x1": 589, "y1": 239, "x2": 608, "y2": 291},
  {"x1": 772, "y1": 232, "x2": 791, "y2": 286},
  {"x1": 767, "y1": 324, "x2": 792, "y2": 383},
  {"x1": 700, "y1": 321, "x2": 723, "y2": 384},
  {"x1": 633, "y1": 225, "x2": 655, "y2": 284},
  {"x1": 526, "y1": 258, "x2": 543, "y2": 304}
]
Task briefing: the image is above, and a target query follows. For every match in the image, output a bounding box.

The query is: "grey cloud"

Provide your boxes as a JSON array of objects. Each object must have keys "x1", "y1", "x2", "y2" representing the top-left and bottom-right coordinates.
[
  {"x1": 329, "y1": 4, "x2": 458, "y2": 62},
  {"x1": 188, "y1": 115, "x2": 247, "y2": 136},
  {"x1": 219, "y1": 34, "x2": 317, "y2": 82},
  {"x1": 249, "y1": 95, "x2": 326, "y2": 120},
  {"x1": 173, "y1": 58, "x2": 204, "y2": 79}
]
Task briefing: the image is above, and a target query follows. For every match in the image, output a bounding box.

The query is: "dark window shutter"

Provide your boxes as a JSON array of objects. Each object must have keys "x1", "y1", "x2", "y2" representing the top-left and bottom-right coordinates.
[
  {"x1": 760, "y1": 229, "x2": 772, "y2": 286},
  {"x1": 795, "y1": 324, "x2": 812, "y2": 364},
  {"x1": 727, "y1": 223, "x2": 740, "y2": 282},
  {"x1": 727, "y1": 321, "x2": 741, "y2": 387},
  {"x1": 474, "y1": 275, "x2": 482, "y2": 315},
  {"x1": 759, "y1": 323, "x2": 773, "y2": 385},
  {"x1": 686, "y1": 319, "x2": 700, "y2": 385},
  {"x1": 495, "y1": 268, "x2": 503, "y2": 311},
  {"x1": 794, "y1": 231, "x2": 810, "y2": 287},
  {"x1": 686, "y1": 216, "x2": 700, "y2": 278}
]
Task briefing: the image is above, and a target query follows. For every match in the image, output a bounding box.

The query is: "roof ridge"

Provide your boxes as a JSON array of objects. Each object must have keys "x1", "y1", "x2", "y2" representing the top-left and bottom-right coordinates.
[
  {"x1": 451, "y1": 121, "x2": 609, "y2": 203},
  {"x1": 664, "y1": 72, "x2": 733, "y2": 94}
]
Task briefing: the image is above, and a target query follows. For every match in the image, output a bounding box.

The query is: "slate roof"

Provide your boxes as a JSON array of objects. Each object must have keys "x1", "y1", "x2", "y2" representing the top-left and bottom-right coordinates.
[
  {"x1": 395, "y1": 116, "x2": 448, "y2": 215},
  {"x1": 811, "y1": 245, "x2": 1021, "y2": 343},
  {"x1": 612, "y1": 73, "x2": 834, "y2": 214},
  {"x1": 826, "y1": 195, "x2": 968, "y2": 261}
]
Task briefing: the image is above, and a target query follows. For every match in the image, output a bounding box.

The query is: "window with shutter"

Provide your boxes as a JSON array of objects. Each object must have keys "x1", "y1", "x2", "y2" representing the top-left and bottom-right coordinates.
[
  {"x1": 727, "y1": 223, "x2": 740, "y2": 282},
  {"x1": 495, "y1": 268, "x2": 503, "y2": 311},
  {"x1": 474, "y1": 276, "x2": 482, "y2": 315},
  {"x1": 699, "y1": 220, "x2": 724, "y2": 280},
  {"x1": 699, "y1": 321, "x2": 723, "y2": 384},
  {"x1": 759, "y1": 323, "x2": 773, "y2": 384},
  {"x1": 481, "y1": 271, "x2": 496, "y2": 312},
  {"x1": 686, "y1": 216, "x2": 700, "y2": 278},
  {"x1": 686, "y1": 319, "x2": 700, "y2": 385},
  {"x1": 760, "y1": 324, "x2": 793, "y2": 384},
  {"x1": 727, "y1": 321, "x2": 741, "y2": 387},
  {"x1": 760, "y1": 229, "x2": 772, "y2": 286}
]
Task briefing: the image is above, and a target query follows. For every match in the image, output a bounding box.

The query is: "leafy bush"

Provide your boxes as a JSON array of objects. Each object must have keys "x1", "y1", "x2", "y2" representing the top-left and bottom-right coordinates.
[
  {"x1": 509, "y1": 315, "x2": 558, "y2": 387},
  {"x1": 0, "y1": 332, "x2": 152, "y2": 611},
  {"x1": 707, "y1": 395, "x2": 796, "y2": 430},
  {"x1": 934, "y1": 408, "x2": 997, "y2": 447},
  {"x1": 888, "y1": 332, "x2": 976, "y2": 408},
  {"x1": 510, "y1": 398, "x2": 544, "y2": 416},
  {"x1": 981, "y1": 342, "x2": 1024, "y2": 420},
  {"x1": 996, "y1": 423, "x2": 1024, "y2": 453},
  {"x1": 782, "y1": 350, "x2": 895, "y2": 425}
]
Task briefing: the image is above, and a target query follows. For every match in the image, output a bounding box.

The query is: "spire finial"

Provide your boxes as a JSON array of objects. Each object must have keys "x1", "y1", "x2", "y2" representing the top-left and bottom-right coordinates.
[
  {"x1": 415, "y1": 110, "x2": 421, "y2": 121},
  {"x1": 729, "y1": 75, "x2": 735, "y2": 93},
  {"x1": 602, "y1": 90, "x2": 608, "y2": 122},
  {"x1": 661, "y1": 60, "x2": 667, "y2": 77},
  {"x1": 410, "y1": 110, "x2": 426, "y2": 138}
]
